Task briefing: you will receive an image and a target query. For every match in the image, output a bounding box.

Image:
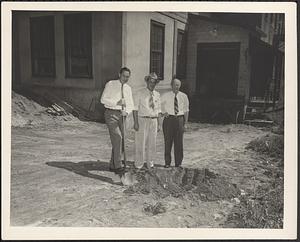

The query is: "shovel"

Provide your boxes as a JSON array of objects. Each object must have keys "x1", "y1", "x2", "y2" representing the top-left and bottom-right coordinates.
[{"x1": 119, "y1": 103, "x2": 136, "y2": 186}]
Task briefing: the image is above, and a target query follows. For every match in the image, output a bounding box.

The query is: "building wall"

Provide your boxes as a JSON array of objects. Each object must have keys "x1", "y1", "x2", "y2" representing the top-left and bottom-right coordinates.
[
  {"x1": 122, "y1": 12, "x2": 187, "y2": 96},
  {"x1": 186, "y1": 15, "x2": 252, "y2": 100},
  {"x1": 260, "y1": 13, "x2": 284, "y2": 45},
  {"x1": 259, "y1": 13, "x2": 285, "y2": 102},
  {"x1": 13, "y1": 11, "x2": 122, "y2": 110}
]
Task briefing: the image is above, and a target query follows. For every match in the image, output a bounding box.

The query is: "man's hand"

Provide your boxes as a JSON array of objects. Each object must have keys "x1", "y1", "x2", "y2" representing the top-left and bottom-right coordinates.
[
  {"x1": 163, "y1": 112, "x2": 169, "y2": 118},
  {"x1": 183, "y1": 123, "x2": 188, "y2": 132},
  {"x1": 121, "y1": 110, "x2": 127, "y2": 117},
  {"x1": 133, "y1": 122, "x2": 139, "y2": 131},
  {"x1": 117, "y1": 98, "x2": 126, "y2": 107},
  {"x1": 157, "y1": 125, "x2": 162, "y2": 132}
]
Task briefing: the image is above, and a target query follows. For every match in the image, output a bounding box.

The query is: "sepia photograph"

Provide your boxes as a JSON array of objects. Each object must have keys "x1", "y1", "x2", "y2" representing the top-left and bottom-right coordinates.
[{"x1": 2, "y1": 1, "x2": 297, "y2": 240}]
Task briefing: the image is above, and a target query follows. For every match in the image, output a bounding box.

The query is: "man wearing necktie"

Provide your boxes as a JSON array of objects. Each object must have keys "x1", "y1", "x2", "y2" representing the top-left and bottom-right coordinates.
[
  {"x1": 161, "y1": 78, "x2": 189, "y2": 168},
  {"x1": 133, "y1": 72, "x2": 162, "y2": 169},
  {"x1": 100, "y1": 67, "x2": 134, "y2": 173}
]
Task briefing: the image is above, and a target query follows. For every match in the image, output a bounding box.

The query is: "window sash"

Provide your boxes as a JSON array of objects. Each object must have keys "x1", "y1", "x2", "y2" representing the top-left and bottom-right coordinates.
[
  {"x1": 176, "y1": 29, "x2": 187, "y2": 79},
  {"x1": 150, "y1": 20, "x2": 165, "y2": 80},
  {"x1": 30, "y1": 16, "x2": 55, "y2": 77},
  {"x1": 64, "y1": 13, "x2": 92, "y2": 78}
]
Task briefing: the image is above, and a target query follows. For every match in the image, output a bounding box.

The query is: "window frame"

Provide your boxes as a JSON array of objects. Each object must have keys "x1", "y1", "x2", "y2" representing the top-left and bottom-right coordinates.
[
  {"x1": 30, "y1": 15, "x2": 56, "y2": 77},
  {"x1": 64, "y1": 12, "x2": 93, "y2": 79},
  {"x1": 176, "y1": 29, "x2": 187, "y2": 79},
  {"x1": 150, "y1": 20, "x2": 165, "y2": 80}
]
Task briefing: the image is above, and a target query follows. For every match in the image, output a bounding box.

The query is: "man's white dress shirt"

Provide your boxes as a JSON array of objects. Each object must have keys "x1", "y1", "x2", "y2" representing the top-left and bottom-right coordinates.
[
  {"x1": 161, "y1": 91, "x2": 189, "y2": 116},
  {"x1": 100, "y1": 80, "x2": 134, "y2": 114},
  {"x1": 133, "y1": 88, "x2": 161, "y2": 117}
]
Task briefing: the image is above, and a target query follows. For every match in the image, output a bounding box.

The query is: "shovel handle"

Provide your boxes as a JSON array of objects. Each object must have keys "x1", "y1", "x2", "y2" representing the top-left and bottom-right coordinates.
[{"x1": 122, "y1": 114, "x2": 127, "y2": 163}]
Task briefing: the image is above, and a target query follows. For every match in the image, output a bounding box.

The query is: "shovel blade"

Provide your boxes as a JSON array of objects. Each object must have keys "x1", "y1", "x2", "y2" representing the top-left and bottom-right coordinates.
[{"x1": 120, "y1": 171, "x2": 137, "y2": 186}]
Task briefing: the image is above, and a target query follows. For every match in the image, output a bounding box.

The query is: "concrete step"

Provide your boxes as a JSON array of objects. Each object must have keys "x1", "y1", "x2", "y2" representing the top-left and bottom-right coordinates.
[{"x1": 244, "y1": 119, "x2": 274, "y2": 126}]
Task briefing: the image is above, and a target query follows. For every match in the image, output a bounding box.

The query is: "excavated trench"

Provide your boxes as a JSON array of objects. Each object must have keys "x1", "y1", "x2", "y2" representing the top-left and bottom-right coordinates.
[{"x1": 124, "y1": 167, "x2": 240, "y2": 201}]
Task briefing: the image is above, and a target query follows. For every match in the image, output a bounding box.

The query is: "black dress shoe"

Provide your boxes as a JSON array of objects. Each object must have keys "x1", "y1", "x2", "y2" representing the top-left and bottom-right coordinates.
[
  {"x1": 164, "y1": 165, "x2": 170, "y2": 168},
  {"x1": 114, "y1": 167, "x2": 125, "y2": 174}
]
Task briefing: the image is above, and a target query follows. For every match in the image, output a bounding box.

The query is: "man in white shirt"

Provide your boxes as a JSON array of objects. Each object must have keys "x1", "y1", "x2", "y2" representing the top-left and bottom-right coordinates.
[
  {"x1": 100, "y1": 67, "x2": 134, "y2": 173},
  {"x1": 161, "y1": 78, "x2": 189, "y2": 168},
  {"x1": 133, "y1": 72, "x2": 162, "y2": 169}
]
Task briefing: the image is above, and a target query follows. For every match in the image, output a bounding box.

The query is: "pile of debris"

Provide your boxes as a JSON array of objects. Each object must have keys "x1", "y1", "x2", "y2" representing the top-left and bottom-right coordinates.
[
  {"x1": 12, "y1": 90, "x2": 80, "y2": 127},
  {"x1": 46, "y1": 104, "x2": 68, "y2": 116},
  {"x1": 42, "y1": 92, "x2": 91, "y2": 119},
  {"x1": 124, "y1": 167, "x2": 241, "y2": 201}
]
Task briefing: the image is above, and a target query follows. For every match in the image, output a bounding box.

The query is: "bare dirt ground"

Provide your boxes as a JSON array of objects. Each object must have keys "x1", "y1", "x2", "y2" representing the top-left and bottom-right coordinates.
[{"x1": 11, "y1": 118, "x2": 283, "y2": 227}]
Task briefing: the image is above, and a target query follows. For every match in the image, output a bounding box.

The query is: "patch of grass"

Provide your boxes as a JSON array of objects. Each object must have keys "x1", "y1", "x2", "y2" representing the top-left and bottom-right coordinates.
[{"x1": 225, "y1": 179, "x2": 283, "y2": 228}]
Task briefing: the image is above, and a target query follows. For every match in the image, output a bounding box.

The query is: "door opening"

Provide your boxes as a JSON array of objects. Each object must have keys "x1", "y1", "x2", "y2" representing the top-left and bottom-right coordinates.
[{"x1": 196, "y1": 42, "x2": 240, "y2": 99}]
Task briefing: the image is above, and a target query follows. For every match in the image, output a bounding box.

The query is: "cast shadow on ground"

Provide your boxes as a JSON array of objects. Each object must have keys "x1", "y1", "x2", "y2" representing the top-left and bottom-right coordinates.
[{"x1": 46, "y1": 160, "x2": 134, "y2": 186}]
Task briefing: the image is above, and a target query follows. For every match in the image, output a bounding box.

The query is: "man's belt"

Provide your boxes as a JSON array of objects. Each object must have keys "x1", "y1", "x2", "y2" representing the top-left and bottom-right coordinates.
[
  {"x1": 167, "y1": 114, "x2": 184, "y2": 118},
  {"x1": 139, "y1": 116, "x2": 158, "y2": 119},
  {"x1": 105, "y1": 108, "x2": 121, "y2": 112}
]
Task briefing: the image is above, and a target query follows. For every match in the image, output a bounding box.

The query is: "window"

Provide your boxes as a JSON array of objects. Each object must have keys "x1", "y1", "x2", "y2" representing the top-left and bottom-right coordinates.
[
  {"x1": 176, "y1": 29, "x2": 187, "y2": 79},
  {"x1": 64, "y1": 13, "x2": 92, "y2": 78},
  {"x1": 30, "y1": 16, "x2": 55, "y2": 77},
  {"x1": 150, "y1": 20, "x2": 165, "y2": 79}
]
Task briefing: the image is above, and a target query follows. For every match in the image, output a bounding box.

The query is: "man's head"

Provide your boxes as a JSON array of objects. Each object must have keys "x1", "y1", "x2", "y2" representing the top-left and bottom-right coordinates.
[
  {"x1": 119, "y1": 67, "x2": 131, "y2": 84},
  {"x1": 171, "y1": 78, "x2": 181, "y2": 94},
  {"x1": 145, "y1": 72, "x2": 159, "y2": 91}
]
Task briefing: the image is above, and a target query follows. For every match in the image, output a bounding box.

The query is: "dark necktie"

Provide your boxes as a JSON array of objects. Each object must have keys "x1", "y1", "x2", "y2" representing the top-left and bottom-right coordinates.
[
  {"x1": 149, "y1": 91, "x2": 154, "y2": 110},
  {"x1": 174, "y1": 94, "x2": 179, "y2": 115}
]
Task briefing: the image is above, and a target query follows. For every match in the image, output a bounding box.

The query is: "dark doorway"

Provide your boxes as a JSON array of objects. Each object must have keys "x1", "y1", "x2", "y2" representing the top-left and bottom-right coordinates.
[{"x1": 196, "y1": 42, "x2": 240, "y2": 98}]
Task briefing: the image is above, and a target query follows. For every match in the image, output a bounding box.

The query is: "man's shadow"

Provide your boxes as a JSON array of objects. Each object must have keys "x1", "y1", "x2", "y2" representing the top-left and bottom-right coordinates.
[{"x1": 46, "y1": 160, "x2": 133, "y2": 186}]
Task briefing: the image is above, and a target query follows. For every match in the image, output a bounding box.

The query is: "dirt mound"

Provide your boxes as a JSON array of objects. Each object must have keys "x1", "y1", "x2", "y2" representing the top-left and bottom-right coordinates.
[
  {"x1": 246, "y1": 134, "x2": 284, "y2": 159},
  {"x1": 12, "y1": 91, "x2": 79, "y2": 127},
  {"x1": 124, "y1": 167, "x2": 240, "y2": 201}
]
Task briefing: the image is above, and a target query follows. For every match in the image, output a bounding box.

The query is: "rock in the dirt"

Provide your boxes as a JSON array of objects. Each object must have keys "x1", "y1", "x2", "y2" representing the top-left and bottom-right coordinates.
[
  {"x1": 240, "y1": 189, "x2": 246, "y2": 196},
  {"x1": 213, "y1": 213, "x2": 223, "y2": 221},
  {"x1": 232, "y1": 197, "x2": 241, "y2": 204},
  {"x1": 143, "y1": 202, "x2": 166, "y2": 216}
]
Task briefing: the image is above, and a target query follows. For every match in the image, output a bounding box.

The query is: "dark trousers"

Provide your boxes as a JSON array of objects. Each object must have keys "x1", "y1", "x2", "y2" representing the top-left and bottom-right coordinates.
[
  {"x1": 162, "y1": 115, "x2": 184, "y2": 166},
  {"x1": 104, "y1": 109, "x2": 125, "y2": 169}
]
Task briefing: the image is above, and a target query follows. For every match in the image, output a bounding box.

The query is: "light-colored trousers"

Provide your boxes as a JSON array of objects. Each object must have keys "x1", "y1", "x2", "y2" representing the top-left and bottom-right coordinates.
[{"x1": 135, "y1": 117, "x2": 158, "y2": 168}]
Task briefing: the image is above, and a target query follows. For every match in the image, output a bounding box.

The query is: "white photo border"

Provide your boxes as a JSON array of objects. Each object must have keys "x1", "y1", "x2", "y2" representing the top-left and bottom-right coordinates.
[{"x1": 1, "y1": 1, "x2": 297, "y2": 240}]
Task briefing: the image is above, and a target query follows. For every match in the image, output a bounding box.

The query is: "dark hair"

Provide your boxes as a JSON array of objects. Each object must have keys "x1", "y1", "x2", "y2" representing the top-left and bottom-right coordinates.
[
  {"x1": 119, "y1": 67, "x2": 131, "y2": 75},
  {"x1": 171, "y1": 78, "x2": 181, "y2": 86}
]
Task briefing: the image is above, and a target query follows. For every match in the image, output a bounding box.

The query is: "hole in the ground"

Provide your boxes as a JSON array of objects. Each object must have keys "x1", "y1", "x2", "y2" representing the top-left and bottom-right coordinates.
[{"x1": 124, "y1": 167, "x2": 240, "y2": 201}]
